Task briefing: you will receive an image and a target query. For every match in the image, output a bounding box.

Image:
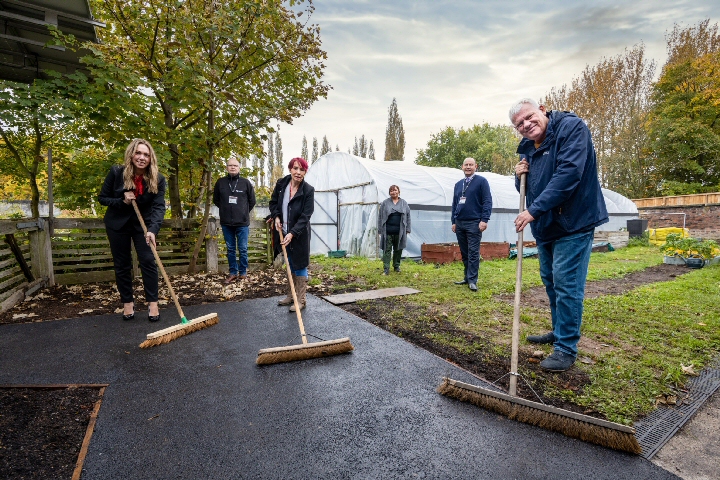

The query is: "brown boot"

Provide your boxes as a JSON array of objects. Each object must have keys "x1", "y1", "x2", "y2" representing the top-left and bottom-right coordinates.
[
  {"x1": 289, "y1": 276, "x2": 307, "y2": 312},
  {"x1": 278, "y1": 273, "x2": 295, "y2": 306}
]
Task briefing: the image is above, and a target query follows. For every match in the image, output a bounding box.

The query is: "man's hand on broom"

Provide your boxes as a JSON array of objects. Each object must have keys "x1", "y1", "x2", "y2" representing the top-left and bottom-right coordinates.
[{"x1": 145, "y1": 231, "x2": 156, "y2": 248}]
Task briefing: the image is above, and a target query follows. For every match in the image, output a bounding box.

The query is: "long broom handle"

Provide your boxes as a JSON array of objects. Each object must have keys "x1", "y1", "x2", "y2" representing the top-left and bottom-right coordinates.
[
  {"x1": 509, "y1": 173, "x2": 526, "y2": 397},
  {"x1": 131, "y1": 199, "x2": 187, "y2": 323},
  {"x1": 278, "y1": 226, "x2": 308, "y2": 345}
]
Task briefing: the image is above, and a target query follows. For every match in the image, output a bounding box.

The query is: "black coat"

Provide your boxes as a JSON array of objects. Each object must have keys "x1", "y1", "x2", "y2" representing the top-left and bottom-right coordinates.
[
  {"x1": 269, "y1": 175, "x2": 314, "y2": 270},
  {"x1": 99, "y1": 165, "x2": 166, "y2": 235},
  {"x1": 212, "y1": 175, "x2": 256, "y2": 227}
]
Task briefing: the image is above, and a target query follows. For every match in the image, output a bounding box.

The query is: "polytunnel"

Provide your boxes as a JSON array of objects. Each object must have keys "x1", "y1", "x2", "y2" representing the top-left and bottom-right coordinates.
[{"x1": 304, "y1": 152, "x2": 639, "y2": 258}]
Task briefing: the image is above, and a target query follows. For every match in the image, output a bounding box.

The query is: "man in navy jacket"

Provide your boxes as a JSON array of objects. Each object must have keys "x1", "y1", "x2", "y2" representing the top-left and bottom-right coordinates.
[
  {"x1": 451, "y1": 157, "x2": 492, "y2": 292},
  {"x1": 510, "y1": 98, "x2": 608, "y2": 372}
]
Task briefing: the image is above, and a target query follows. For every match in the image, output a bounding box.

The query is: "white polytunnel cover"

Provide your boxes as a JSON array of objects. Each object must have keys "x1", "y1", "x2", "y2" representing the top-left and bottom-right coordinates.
[{"x1": 304, "y1": 152, "x2": 639, "y2": 258}]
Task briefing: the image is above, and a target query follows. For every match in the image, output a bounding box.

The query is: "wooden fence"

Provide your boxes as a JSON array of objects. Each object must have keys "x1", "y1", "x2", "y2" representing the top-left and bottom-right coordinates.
[
  {"x1": 0, "y1": 217, "x2": 271, "y2": 312},
  {"x1": 632, "y1": 193, "x2": 720, "y2": 208}
]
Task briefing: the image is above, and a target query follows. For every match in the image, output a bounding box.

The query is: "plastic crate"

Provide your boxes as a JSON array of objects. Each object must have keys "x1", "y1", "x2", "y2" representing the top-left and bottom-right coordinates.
[{"x1": 327, "y1": 250, "x2": 346, "y2": 258}]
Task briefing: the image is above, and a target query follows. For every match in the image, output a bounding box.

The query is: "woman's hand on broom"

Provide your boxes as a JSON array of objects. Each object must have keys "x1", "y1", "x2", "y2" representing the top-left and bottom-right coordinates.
[{"x1": 281, "y1": 232, "x2": 293, "y2": 246}]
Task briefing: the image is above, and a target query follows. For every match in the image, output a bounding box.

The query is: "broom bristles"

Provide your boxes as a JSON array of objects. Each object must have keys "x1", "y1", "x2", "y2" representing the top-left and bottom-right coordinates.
[
  {"x1": 438, "y1": 378, "x2": 642, "y2": 454},
  {"x1": 256, "y1": 337, "x2": 354, "y2": 365},
  {"x1": 139, "y1": 314, "x2": 219, "y2": 348}
]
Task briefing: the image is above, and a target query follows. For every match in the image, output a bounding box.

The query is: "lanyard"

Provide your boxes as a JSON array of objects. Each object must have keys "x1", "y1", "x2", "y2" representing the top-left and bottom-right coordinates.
[
  {"x1": 229, "y1": 176, "x2": 239, "y2": 193},
  {"x1": 461, "y1": 175, "x2": 474, "y2": 196}
]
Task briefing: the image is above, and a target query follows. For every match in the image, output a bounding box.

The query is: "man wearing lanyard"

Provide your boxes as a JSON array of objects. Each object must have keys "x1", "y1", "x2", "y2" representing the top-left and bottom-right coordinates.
[
  {"x1": 213, "y1": 158, "x2": 256, "y2": 283},
  {"x1": 451, "y1": 157, "x2": 493, "y2": 292}
]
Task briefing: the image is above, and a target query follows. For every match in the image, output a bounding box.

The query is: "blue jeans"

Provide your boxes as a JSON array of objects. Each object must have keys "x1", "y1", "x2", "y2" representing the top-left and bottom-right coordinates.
[
  {"x1": 221, "y1": 225, "x2": 249, "y2": 276},
  {"x1": 536, "y1": 230, "x2": 594, "y2": 357},
  {"x1": 286, "y1": 255, "x2": 308, "y2": 277},
  {"x1": 455, "y1": 220, "x2": 482, "y2": 283}
]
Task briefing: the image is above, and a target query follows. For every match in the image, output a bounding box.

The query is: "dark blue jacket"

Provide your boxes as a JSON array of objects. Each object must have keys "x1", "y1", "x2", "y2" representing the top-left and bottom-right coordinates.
[
  {"x1": 451, "y1": 174, "x2": 492, "y2": 224},
  {"x1": 515, "y1": 110, "x2": 608, "y2": 244}
]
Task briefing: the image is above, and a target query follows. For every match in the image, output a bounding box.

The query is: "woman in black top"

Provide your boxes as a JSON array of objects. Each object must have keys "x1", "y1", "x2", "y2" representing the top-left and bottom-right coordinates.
[
  {"x1": 98, "y1": 139, "x2": 166, "y2": 322},
  {"x1": 378, "y1": 185, "x2": 411, "y2": 274},
  {"x1": 269, "y1": 157, "x2": 314, "y2": 311}
]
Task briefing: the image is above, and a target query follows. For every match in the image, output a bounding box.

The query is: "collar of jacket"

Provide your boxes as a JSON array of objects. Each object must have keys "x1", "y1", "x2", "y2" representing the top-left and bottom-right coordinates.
[
  {"x1": 516, "y1": 110, "x2": 576, "y2": 155},
  {"x1": 280, "y1": 175, "x2": 305, "y2": 198}
]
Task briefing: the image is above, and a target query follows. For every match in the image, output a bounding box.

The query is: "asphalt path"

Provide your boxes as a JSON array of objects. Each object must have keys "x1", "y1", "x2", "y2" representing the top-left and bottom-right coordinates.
[{"x1": 0, "y1": 295, "x2": 678, "y2": 479}]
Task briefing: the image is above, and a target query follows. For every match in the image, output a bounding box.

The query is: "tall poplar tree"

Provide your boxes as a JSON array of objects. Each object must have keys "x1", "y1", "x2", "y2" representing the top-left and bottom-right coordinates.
[
  {"x1": 301, "y1": 135, "x2": 309, "y2": 160},
  {"x1": 368, "y1": 140, "x2": 376, "y2": 160},
  {"x1": 384, "y1": 98, "x2": 405, "y2": 161},
  {"x1": 320, "y1": 135, "x2": 331, "y2": 155},
  {"x1": 311, "y1": 137, "x2": 319, "y2": 163}
]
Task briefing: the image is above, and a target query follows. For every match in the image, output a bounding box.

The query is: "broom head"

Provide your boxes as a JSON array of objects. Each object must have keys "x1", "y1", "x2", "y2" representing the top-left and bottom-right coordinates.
[
  {"x1": 257, "y1": 337, "x2": 354, "y2": 365},
  {"x1": 438, "y1": 377, "x2": 642, "y2": 454},
  {"x1": 139, "y1": 313, "x2": 219, "y2": 348}
]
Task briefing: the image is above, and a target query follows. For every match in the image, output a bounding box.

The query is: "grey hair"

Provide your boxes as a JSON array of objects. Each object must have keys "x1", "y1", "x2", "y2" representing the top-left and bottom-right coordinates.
[{"x1": 509, "y1": 98, "x2": 540, "y2": 122}]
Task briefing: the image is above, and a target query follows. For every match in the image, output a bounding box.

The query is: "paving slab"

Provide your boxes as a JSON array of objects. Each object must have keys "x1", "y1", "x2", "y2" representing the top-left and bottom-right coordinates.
[
  {"x1": 0, "y1": 296, "x2": 678, "y2": 479},
  {"x1": 323, "y1": 286, "x2": 421, "y2": 305}
]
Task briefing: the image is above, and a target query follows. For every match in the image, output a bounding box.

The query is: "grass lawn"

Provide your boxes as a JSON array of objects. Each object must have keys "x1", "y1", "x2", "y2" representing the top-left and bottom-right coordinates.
[{"x1": 311, "y1": 245, "x2": 720, "y2": 425}]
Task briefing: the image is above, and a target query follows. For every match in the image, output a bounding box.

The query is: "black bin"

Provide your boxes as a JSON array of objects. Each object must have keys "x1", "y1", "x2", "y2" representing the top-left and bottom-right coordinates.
[{"x1": 627, "y1": 218, "x2": 648, "y2": 238}]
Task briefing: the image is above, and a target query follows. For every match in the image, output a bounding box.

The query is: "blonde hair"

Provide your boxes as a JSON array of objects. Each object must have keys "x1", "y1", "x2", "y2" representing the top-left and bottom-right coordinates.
[{"x1": 123, "y1": 138, "x2": 159, "y2": 194}]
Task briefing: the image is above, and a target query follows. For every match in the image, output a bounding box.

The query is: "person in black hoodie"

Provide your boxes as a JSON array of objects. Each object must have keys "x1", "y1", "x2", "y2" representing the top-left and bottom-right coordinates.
[
  {"x1": 269, "y1": 157, "x2": 314, "y2": 312},
  {"x1": 99, "y1": 138, "x2": 166, "y2": 322},
  {"x1": 213, "y1": 157, "x2": 256, "y2": 284}
]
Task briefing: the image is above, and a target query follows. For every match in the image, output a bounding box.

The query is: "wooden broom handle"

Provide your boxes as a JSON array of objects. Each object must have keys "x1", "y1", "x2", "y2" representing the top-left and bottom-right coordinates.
[
  {"x1": 509, "y1": 173, "x2": 526, "y2": 397},
  {"x1": 131, "y1": 200, "x2": 185, "y2": 320},
  {"x1": 278, "y1": 226, "x2": 308, "y2": 345}
]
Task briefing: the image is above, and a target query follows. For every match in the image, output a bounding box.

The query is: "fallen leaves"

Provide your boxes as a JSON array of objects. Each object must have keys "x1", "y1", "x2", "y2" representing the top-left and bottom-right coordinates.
[
  {"x1": 12, "y1": 313, "x2": 37, "y2": 319},
  {"x1": 681, "y1": 363, "x2": 699, "y2": 376}
]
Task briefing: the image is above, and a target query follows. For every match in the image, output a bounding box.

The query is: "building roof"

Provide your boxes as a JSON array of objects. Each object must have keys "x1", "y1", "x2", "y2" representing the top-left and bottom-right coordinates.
[{"x1": 0, "y1": 0, "x2": 103, "y2": 83}]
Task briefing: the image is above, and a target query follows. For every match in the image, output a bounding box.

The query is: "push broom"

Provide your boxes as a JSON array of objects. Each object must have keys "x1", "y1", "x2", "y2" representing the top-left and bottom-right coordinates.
[
  {"x1": 256, "y1": 229, "x2": 353, "y2": 365},
  {"x1": 437, "y1": 173, "x2": 642, "y2": 454},
  {"x1": 130, "y1": 200, "x2": 218, "y2": 348}
]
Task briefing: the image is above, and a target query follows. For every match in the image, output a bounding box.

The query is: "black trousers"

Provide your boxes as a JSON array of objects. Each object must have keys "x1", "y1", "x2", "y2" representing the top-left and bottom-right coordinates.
[{"x1": 106, "y1": 225, "x2": 159, "y2": 304}]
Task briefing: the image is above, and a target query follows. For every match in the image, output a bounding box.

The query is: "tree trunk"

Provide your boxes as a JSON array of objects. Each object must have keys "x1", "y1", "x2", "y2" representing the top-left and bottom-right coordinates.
[
  {"x1": 168, "y1": 143, "x2": 183, "y2": 219},
  {"x1": 188, "y1": 168, "x2": 212, "y2": 273}
]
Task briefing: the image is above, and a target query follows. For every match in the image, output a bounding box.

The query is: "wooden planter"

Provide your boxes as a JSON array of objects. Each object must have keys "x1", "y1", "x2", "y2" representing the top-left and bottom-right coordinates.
[{"x1": 421, "y1": 242, "x2": 510, "y2": 264}]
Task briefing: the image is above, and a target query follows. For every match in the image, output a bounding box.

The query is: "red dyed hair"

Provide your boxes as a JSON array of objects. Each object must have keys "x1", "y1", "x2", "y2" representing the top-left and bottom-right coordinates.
[{"x1": 288, "y1": 157, "x2": 309, "y2": 171}]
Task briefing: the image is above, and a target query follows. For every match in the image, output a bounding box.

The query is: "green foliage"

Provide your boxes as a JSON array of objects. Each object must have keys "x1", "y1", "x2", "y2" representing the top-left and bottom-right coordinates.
[
  {"x1": 662, "y1": 233, "x2": 719, "y2": 259},
  {"x1": 627, "y1": 232, "x2": 650, "y2": 247},
  {"x1": 416, "y1": 123, "x2": 519, "y2": 174}
]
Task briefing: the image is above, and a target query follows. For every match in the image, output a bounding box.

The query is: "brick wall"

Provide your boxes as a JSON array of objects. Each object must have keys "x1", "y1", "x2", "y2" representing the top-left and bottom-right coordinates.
[{"x1": 638, "y1": 204, "x2": 720, "y2": 240}]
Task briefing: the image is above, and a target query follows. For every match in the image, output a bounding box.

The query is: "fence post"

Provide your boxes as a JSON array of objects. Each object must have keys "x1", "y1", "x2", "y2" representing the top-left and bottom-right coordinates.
[
  {"x1": 206, "y1": 217, "x2": 218, "y2": 273},
  {"x1": 266, "y1": 223, "x2": 273, "y2": 265},
  {"x1": 28, "y1": 218, "x2": 55, "y2": 286}
]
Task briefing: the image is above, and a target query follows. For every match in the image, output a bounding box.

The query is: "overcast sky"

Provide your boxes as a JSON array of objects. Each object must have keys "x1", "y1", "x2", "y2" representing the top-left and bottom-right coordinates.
[{"x1": 276, "y1": 1, "x2": 720, "y2": 164}]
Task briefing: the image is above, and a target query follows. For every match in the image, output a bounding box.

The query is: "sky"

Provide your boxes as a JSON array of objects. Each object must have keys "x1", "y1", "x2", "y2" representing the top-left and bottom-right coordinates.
[{"x1": 277, "y1": 1, "x2": 720, "y2": 164}]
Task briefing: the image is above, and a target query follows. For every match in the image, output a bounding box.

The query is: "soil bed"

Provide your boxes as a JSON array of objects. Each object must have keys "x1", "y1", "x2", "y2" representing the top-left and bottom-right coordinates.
[{"x1": 0, "y1": 387, "x2": 101, "y2": 480}]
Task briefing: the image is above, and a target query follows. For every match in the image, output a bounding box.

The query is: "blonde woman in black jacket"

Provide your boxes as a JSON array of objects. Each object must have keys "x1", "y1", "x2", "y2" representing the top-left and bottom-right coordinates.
[{"x1": 99, "y1": 139, "x2": 166, "y2": 322}]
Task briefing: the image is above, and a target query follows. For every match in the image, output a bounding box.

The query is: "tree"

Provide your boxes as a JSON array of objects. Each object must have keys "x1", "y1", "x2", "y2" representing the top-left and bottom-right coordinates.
[
  {"x1": 647, "y1": 21, "x2": 720, "y2": 194},
  {"x1": 311, "y1": 137, "x2": 319, "y2": 163},
  {"x1": 301, "y1": 135, "x2": 309, "y2": 160},
  {"x1": 368, "y1": 140, "x2": 375, "y2": 160},
  {"x1": 416, "y1": 123, "x2": 518, "y2": 174},
  {"x1": 87, "y1": 0, "x2": 329, "y2": 221},
  {"x1": 266, "y1": 133, "x2": 275, "y2": 186},
  {"x1": 274, "y1": 129, "x2": 284, "y2": 184},
  {"x1": 352, "y1": 136, "x2": 359, "y2": 156},
  {"x1": 542, "y1": 43, "x2": 656, "y2": 198},
  {"x1": 384, "y1": 98, "x2": 405, "y2": 160},
  {"x1": 358, "y1": 135, "x2": 368, "y2": 157},
  {"x1": 320, "y1": 135, "x2": 331, "y2": 155}
]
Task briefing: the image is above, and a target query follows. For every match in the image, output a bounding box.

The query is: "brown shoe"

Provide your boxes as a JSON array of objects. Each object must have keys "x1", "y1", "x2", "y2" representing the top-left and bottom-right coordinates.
[
  {"x1": 224, "y1": 274, "x2": 238, "y2": 284},
  {"x1": 278, "y1": 273, "x2": 296, "y2": 306},
  {"x1": 238, "y1": 274, "x2": 247, "y2": 280},
  {"x1": 289, "y1": 276, "x2": 307, "y2": 312}
]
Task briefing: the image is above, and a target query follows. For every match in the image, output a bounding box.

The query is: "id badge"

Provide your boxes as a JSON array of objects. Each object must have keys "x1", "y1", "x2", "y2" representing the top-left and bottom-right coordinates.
[
  {"x1": 229, "y1": 196, "x2": 238, "y2": 204},
  {"x1": 459, "y1": 197, "x2": 466, "y2": 205}
]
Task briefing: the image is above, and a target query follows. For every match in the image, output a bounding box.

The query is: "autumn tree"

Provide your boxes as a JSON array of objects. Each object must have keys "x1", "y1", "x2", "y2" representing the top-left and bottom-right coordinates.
[
  {"x1": 384, "y1": 98, "x2": 405, "y2": 160},
  {"x1": 647, "y1": 21, "x2": 720, "y2": 194},
  {"x1": 542, "y1": 43, "x2": 656, "y2": 198},
  {"x1": 416, "y1": 123, "x2": 518, "y2": 174}
]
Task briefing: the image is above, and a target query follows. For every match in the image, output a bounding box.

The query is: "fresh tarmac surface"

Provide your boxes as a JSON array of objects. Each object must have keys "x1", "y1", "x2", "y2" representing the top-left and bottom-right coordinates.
[{"x1": 0, "y1": 296, "x2": 679, "y2": 479}]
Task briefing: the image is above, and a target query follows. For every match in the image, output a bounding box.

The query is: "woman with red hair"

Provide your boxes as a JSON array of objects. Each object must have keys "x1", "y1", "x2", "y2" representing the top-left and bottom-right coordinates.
[{"x1": 269, "y1": 157, "x2": 315, "y2": 311}]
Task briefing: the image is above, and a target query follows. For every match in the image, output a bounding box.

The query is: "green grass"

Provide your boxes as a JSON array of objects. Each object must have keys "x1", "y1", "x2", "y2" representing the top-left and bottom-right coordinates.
[{"x1": 311, "y1": 245, "x2": 720, "y2": 424}]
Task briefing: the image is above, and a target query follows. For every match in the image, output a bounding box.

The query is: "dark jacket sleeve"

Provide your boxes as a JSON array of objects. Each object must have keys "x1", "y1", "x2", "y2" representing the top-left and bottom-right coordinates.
[
  {"x1": 98, "y1": 166, "x2": 125, "y2": 209},
  {"x1": 451, "y1": 183, "x2": 459, "y2": 225},
  {"x1": 213, "y1": 178, "x2": 221, "y2": 208},
  {"x1": 247, "y1": 180, "x2": 256, "y2": 212},
  {"x1": 527, "y1": 119, "x2": 588, "y2": 220},
  {"x1": 289, "y1": 184, "x2": 314, "y2": 238},
  {"x1": 480, "y1": 178, "x2": 492, "y2": 223},
  {"x1": 146, "y1": 176, "x2": 166, "y2": 235},
  {"x1": 405, "y1": 200, "x2": 411, "y2": 233},
  {"x1": 269, "y1": 178, "x2": 283, "y2": 219}
]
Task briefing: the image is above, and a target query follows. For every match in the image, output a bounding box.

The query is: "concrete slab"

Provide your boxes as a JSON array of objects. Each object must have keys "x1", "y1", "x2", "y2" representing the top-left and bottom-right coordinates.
[
  {"x1": 323, "y1": 286, "x2": 421, "y2": 305},
  {"x1": 0, "y1": 296, "x2": 677, "y2": 479}
]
